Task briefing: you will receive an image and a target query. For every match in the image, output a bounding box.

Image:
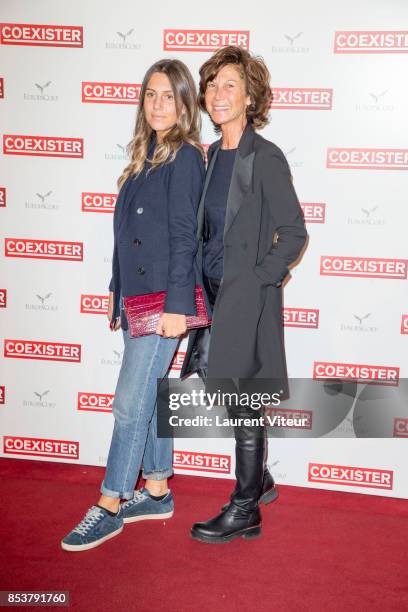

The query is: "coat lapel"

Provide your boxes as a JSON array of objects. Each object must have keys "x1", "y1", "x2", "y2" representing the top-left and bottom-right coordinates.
[
  {"x1": 224, "y1": 123, "x2": 256, "y2": 237},
  {"x1": 196, "y1": 142, "x2": 221, "y2": 238},
  {"x1": 193, "y1": 142, "x2": 221, "y2": 316}
]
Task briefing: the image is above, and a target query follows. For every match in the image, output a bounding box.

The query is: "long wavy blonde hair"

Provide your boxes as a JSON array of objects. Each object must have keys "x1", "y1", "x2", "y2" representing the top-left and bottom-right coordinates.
[{"x1": 118, "y1": 59, "x2": 203, "y2": 188}]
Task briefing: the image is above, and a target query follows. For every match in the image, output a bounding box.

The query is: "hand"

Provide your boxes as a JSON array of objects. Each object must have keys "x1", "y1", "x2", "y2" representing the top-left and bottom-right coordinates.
[
  {"x1": 156, "y1": 313, "x2": 187, "y2": 338},
  {"x1": 107, "y1": 291, "x2": 121, "y2": 331},
  {"x1": 107, "y1": 291, "x2": 114, "y2": 320}
]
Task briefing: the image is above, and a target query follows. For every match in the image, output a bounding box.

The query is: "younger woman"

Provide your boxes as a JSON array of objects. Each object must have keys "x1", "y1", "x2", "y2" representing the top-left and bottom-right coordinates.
[{"x1": 62, "y1": 59, "x2": 204, "y2": 551}]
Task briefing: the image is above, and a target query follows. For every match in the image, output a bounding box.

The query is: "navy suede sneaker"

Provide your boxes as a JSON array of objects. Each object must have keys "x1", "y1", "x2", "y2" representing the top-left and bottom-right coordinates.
[
  {"x1": 61, "y1": 505, "x2": 123, "y2": 552},
  {"x1": 121, "y1": 487, "x2": 174, "y2": 523}
]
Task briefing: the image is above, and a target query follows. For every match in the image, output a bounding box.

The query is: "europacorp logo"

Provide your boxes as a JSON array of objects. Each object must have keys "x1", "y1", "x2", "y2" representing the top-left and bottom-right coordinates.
[
  {"x1": 25, "y1": 189, "x2": 61, "y2": 211},
  {"x1": 346, "y1": 204, "x2": 386, "y2": 227},
  {"x1": 284, "y1": 146, "x2": 304, "y2": 169},
  {"x1": 104, "y1": 142, "x2": 130, "y2": 161},
  {"x1": 355, "y1": 90, "x2": 396, "y2": 113},
  {"x1": 271, "y1": 32, "x2": 310, "y2": 53},
  {"x1": 105, "y1": 28, "x2": 141, "y2": 50},
  {"x1": 23, "y1": 389, "x2": 56, "y2": 409},
  {"x1": 25, "y1": 292, "x2": 58, "y2": 312},
  {"x1": 101, "y1": 348, "x2": 123, "y2": 366},
  {"x1": 340, "y1": 312, "x2": 378, "y2": 334},
  {"x1": 23, "y1": 80, "x2": 59, "y2": 102}
]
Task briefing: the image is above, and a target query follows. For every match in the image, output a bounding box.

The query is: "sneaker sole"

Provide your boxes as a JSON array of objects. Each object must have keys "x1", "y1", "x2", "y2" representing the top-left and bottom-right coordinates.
[
  {"x1": 191, "y1": 524, "x2": 261, "y2": 544},
  {"x1": 123, "y1": 510, "x2": 174, "y2": 524},
  {"x1": 61, "y1": 524, "x2": 123, "y2": 552}
]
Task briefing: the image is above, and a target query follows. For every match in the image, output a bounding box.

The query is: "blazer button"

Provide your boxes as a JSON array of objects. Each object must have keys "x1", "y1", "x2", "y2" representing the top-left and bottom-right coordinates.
[
  {"x1": 133, "y1": 238, "x2": 141, "y2": 246},
  {"x1": 241, "y1": 241, "x2": 248, "y2": 250},
  {"x1": 137, "y1": 207, "x2": 144, "y2": 214},
  {"x1": 137, "y1": 266, "x2": 145, "y2": 275}
]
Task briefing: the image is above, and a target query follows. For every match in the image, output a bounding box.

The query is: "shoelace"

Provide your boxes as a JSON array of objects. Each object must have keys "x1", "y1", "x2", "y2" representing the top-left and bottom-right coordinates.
[
  {"x1": 72, "y1": 506, "x2": 105, "y2": 535},
  {"x1": 122, "y1": 489, "x2": 146, "y2": 509}
]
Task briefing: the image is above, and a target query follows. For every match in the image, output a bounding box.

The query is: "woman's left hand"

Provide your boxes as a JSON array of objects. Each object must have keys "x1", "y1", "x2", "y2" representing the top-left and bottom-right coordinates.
[{"x1": 156, "y1": 313, "x2": 187, "y2": 338}]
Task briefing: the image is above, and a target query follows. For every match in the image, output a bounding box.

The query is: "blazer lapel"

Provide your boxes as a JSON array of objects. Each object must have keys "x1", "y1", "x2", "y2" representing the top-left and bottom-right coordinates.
[
  {"x1": 117, "y1": 135, "x2": 157, "y2": 234},
  {"x1": 224, "y1": 124, "x2": 256, "y2": 237},
  {"x1": 115, "y1": 175, "x2": 135, "y2": 233}
]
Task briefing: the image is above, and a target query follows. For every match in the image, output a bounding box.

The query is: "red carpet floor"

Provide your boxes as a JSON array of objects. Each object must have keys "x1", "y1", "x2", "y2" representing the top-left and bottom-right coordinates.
[{"x1": 1, "y1": 458, "x2": 408, "y2": 612}]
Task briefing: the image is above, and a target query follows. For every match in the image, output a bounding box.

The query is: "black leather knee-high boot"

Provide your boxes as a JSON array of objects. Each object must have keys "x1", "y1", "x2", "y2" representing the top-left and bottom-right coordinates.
[
  {"x1": 221, "y1": 425, "x2": 278, "y2": 510},
  {"x1": 229, "y1": 405, "x2": 265, "y2": 512},
  {"x1": 260, "y1": 426, "x2": 279, "y2": 504},
  {"x1": 191, "y1": 404, "x2": 265, "y2": 544}
]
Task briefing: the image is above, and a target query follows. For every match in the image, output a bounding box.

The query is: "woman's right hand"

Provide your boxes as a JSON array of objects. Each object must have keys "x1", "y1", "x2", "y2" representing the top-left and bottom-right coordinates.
[
  {"x1": 156, "y1": 312, "x2": 187, "y2": 338},
  {"x1": 108, "y1": 291, "x2": 121, "y2": 331}
]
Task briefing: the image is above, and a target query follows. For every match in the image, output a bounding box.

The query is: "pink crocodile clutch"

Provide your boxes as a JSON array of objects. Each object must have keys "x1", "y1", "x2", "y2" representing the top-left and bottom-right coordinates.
[{"x1": 123, "y1": 285, "x2": 211, "y2": 337}]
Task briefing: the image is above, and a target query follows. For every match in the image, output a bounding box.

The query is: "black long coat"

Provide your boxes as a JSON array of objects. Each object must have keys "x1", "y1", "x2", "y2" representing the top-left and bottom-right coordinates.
[{"x1": 180, "y1": 124, "x2": 307, "y2": 382}]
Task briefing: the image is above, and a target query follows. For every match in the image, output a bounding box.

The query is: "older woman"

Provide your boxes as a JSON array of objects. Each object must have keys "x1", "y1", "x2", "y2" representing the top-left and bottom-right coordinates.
[{"x1": 182, "y1": 46, "x2": 307, "y2": 543}]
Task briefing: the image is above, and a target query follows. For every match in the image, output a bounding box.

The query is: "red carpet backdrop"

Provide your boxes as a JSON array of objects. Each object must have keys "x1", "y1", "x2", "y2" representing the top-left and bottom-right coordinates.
[{"x1": 1, "y1": 1, "x2": 407, "y2": 497}]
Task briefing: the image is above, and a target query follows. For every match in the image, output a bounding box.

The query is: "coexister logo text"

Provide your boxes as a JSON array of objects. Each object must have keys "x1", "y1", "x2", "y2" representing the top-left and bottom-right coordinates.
[
  {"x1": 81, "y1": 192, "x2": 116, "y2": 213},
  {"x1": 313, "y1": 361, "x2": 399, "y2": 385},
  {"x1": 173, "y1": 451, "x2": 231, "y2": 474},
  {"x1": 3, "y1": 135, "x2": 83, "y2": 158},
  {"x1": 77, "y1": 392, "x2": 114, "y2": 412},
  {"x1": 308, "y1": 463, "x2": 393, "y2": 490},
  {"x1": 163, "y1": 29, "x2": 249, "y2": 51},
  {"x1": 80, "y1": 295, "x2": 109, "y2": 314},
  {"x1": 4, "y1": 436, "x2": 79, "y2": 459},
  {"x1": 272, "y1": 88, "x2": 332, "y2": 110},
  {"x1": 300, "y1": 202, "x2": 326, "y2": 223},
  {"x1": 334, "y1": 31, "x2": 408, "y2": 53},
  {"x1": 5, "y1": 239, "x2": 83, "y2": 261},
  {"x1": 4, "y1": 340, "x2": 81, "y2": 362},
  {"x1": 170, "y1": 350, "x2": 186, "y2": 371},
  {"x1": 320, "y1": 256, "x2": 407, "y2": 279},
  {"x1": 82, "y1": 82, "x2": 141, "y2": 104},
  {"x1": 327, "y1": 148, "x2": 408, "y2": 170},
  {"x1": 0, "y1": 23, "x2": 83, "y2": 47}
]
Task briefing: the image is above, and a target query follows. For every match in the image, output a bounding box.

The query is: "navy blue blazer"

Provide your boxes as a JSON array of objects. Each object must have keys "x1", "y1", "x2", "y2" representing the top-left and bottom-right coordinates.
[{"x1": 109, "y1": 141, "x2": 205, "y2": 323}]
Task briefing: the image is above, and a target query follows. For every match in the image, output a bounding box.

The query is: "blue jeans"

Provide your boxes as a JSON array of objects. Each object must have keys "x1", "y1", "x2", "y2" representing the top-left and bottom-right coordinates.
[{"x1": 101, "y1": 329, "x2": 179, "y2": 500}]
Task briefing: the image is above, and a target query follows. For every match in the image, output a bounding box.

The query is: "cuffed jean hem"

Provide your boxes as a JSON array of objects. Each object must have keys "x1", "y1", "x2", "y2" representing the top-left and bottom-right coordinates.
[
  {"x1": 142, "y1": 468, "x2": 173, "y2": 481},
  {"x1": 100, "y1": 480, "x2": 134, "y2": 501}
]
